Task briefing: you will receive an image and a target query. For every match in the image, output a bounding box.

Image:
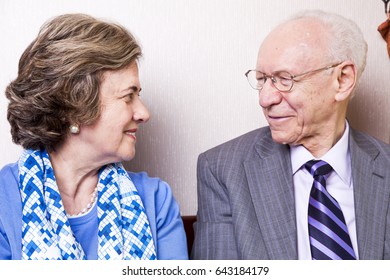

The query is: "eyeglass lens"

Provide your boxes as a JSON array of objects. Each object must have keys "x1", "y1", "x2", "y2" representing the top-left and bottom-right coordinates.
[{"x1": 246, "y1": 71, "x2": 293, "y2": 92}]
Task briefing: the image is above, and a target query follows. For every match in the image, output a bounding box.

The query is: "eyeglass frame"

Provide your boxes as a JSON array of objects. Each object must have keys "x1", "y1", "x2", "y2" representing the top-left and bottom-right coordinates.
[{"x1": 244, "y1": 62, "x2": 342, "y2": 93}]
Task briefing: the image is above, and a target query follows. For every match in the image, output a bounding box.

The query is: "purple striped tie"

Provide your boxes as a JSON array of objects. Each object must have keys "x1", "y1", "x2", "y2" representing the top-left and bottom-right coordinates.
[{"x1": 305, "y1": 160, "x2": 356, "y2": 260}]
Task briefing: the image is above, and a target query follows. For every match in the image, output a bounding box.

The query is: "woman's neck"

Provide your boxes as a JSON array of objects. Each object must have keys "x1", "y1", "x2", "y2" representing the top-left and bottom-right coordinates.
[{"x1": 48, "y1": 144, "x2": 101, "y2": 216}]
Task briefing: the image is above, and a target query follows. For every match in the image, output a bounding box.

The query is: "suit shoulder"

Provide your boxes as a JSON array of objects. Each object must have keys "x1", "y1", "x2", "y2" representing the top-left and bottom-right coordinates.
[
  {"x1": 199, "y1": 127, "x2": 270, "y2": 163},
  {"x1": 351, "y1": 129, "x2": 390, "y2": 161}
]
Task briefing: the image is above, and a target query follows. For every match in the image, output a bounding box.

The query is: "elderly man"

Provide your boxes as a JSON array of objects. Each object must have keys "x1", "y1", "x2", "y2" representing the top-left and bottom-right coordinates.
[{"x1": 192, "y1": 10, "x2": 390, "y2": 260}]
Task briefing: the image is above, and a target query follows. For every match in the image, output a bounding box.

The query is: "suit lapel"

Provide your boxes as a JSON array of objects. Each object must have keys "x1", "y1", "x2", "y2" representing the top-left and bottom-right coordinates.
[
  {"x1": 350, "y1": 129, "x2": 390, "y2": 259},
  {"x1": 243, "y1": 131, "x2": 297, "y2": 259}
]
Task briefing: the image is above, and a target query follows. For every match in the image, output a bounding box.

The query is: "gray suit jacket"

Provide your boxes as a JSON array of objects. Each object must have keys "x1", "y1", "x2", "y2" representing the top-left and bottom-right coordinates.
[{"x1": 191, "y1": 126, "x2": 390, "y2": 259}]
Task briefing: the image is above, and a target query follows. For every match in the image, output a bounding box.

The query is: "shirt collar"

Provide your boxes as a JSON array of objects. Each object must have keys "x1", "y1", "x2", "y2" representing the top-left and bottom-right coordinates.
[{"x1": 290, "y1": 121, "x2": 351, "y2": 186}]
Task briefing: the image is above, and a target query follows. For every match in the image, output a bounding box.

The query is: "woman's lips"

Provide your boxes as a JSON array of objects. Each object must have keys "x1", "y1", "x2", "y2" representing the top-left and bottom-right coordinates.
[{"x1": 124, "y1": 129, "x2": 137, "y2": 140}]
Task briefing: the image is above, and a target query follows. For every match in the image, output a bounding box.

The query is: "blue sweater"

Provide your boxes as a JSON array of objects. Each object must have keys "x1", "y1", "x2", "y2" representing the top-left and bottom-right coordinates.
[{"x1": 0, "y1": 162, "x2": 188, "y2": 260}]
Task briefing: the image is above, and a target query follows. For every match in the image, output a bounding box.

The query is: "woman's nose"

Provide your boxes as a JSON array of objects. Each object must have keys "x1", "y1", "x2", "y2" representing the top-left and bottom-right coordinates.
[{"x1": 133, "y1": 96, "x2": 150, "y2": 123}]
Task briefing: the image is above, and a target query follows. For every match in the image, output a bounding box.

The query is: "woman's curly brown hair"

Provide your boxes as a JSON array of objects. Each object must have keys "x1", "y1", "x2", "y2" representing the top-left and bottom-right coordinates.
[{"x1": 6, "y1": 13, "x2": 142, "y2": 152}]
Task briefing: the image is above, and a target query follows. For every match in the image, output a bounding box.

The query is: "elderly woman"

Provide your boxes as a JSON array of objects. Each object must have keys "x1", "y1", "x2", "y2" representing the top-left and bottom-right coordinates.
[{"x1": 0, "y1": 14, "x2": 187, "y2": 260}]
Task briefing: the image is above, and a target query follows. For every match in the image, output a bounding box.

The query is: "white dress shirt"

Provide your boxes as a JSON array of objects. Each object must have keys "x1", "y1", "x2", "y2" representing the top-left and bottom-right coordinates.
[{"x1": 290, "y1": 122, "x2": 359, "y2": 259}]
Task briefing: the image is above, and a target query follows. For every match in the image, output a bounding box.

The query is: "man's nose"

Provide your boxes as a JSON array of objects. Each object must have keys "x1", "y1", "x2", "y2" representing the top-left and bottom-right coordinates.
[{"x1": 258, "y1": 78, "x2": 283, "y2": 108}]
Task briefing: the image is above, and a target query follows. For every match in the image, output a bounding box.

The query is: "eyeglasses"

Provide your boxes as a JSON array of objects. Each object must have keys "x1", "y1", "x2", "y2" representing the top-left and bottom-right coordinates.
[{"x1": 245, "y1": 62, "x2": 342, "y2": 93}]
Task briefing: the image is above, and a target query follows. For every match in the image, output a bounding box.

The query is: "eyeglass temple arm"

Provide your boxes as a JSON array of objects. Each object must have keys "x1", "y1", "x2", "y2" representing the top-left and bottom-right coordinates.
[
  {"x1": 383, "y1": 0, "x2": 389, "y2": 14},
  {"x1": 291, "y1": 62, "x2": 341, "y2": 80}
]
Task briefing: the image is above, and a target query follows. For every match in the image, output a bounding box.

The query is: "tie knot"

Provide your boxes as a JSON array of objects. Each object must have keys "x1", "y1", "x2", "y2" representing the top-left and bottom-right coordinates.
[{"x1": 305, "y1": 160, "x2": 332, "y2": 178}]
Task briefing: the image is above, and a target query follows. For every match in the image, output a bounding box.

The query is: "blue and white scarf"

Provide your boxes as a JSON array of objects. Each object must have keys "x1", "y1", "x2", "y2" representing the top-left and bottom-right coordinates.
[{"x1": 18, "y1": 149, "x2": 156, "y2": 260}]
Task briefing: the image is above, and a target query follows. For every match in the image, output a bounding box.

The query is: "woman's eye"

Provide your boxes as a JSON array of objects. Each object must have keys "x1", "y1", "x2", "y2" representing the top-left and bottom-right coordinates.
[{"x1": 123, "y1": 93, "x2": 135, "y2": 102}]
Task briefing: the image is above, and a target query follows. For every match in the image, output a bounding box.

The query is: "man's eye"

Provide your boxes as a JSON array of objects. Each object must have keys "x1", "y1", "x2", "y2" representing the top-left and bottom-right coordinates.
[
  {"x1": 276, "y1": 72, "x2": 292, "y2": 80},
  {"x1": 275, "y1": 73, "x2": 292, "y2": 86},
  {"x1": 256, "y1": 76, "x2": 266, "y2": 82},
  {"x1": 279, "y1": 76, "x2": 291, "y2": 81},
  {"x1": 256, "y1": 76, "x2": 266, "y2": 86}
]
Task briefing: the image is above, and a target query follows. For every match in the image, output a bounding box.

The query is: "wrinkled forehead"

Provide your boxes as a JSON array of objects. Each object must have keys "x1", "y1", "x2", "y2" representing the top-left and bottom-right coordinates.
[{"x1": 257, "y1": 18, "x2": 330, "y2": 72}]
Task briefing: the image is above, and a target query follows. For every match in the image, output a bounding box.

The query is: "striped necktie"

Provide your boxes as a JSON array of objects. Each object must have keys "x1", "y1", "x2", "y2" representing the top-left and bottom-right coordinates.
[{"x1": 305, "y1": 160, "x2": 356, "y2": 260}]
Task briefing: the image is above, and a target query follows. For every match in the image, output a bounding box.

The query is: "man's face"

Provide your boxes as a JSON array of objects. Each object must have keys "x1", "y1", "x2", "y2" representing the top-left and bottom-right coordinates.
[{"x1": 256, "y1": 19, "x2": 339, "y2": 148}]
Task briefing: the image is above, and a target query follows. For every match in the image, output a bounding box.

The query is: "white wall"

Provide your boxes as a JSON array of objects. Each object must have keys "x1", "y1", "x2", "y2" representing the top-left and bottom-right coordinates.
[{"x1": 1, "y1": 0, "x2": 389, "y2": 215}]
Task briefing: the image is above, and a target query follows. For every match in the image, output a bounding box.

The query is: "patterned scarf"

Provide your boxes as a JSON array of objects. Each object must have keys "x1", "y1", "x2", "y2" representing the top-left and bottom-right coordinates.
[{"x1": 18, "y1": 149, "x2": 156, "y2": 260}]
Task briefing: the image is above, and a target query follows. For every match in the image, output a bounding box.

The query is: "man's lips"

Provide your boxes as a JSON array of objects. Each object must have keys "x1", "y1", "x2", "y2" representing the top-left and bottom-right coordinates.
[
  {"x1": 266, "y1": 115, "x2": 295, "y2": 126},
  {"x1": 268, "y1": 115, "x2": 292, "y2": 120}
]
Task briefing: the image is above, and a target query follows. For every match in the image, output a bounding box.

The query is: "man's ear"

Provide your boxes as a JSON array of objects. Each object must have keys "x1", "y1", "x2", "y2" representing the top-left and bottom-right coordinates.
[{"x1": 334, "y1": 61, "x2": 357, "y2": 102}]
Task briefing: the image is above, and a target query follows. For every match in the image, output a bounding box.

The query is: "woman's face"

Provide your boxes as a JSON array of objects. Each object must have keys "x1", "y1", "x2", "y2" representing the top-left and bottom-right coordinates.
[{"x1": 79, "y1": 62, "x2": 150, "y2": 164}]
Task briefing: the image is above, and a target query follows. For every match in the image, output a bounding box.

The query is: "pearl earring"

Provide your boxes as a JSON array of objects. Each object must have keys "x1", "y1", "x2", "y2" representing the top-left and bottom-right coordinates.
[{"x1": 70, "y1": 124, "x2": 80, "y2": 134}]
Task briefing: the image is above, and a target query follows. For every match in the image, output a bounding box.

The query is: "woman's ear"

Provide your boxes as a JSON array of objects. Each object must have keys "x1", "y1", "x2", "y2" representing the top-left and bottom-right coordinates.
[{"x1": 334, "y1": 61, "x2": 357, "y2": 102}]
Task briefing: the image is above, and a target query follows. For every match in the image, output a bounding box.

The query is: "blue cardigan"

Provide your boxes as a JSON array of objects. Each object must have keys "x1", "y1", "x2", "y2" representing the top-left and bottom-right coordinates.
[{"x1": 0, "y1": 162, "x2": 188, "y2": 260}]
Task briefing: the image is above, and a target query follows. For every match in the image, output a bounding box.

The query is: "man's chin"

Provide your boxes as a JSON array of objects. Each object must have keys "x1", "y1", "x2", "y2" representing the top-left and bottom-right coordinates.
[{"x1": 270, "y1": 131, "x2": 296, "y2": 145}]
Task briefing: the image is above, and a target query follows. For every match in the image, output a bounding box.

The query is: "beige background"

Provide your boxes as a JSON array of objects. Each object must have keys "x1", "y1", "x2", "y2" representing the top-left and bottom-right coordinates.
[{"x1": 1, "y1": 0, "x2": 389, "y2": 215}]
